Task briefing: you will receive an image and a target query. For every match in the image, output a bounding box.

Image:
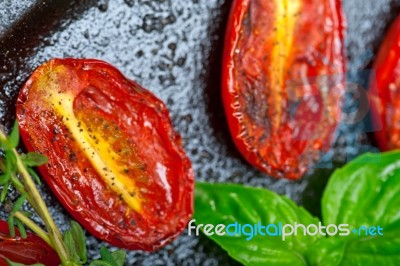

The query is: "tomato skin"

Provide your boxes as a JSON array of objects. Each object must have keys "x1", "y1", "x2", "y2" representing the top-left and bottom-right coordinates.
[
  {"x1": 222, "y1": 0, "x2": 346, "y2": 179},
  {"x1": 16, "y1": 58, "x2": 194, "y2": 251},
  {"x1": 0, "y1": 220, "x2": 60, "y2": 266},
  {"x1": 370, "y1": 16, "x2": 400, "y2": 151}
]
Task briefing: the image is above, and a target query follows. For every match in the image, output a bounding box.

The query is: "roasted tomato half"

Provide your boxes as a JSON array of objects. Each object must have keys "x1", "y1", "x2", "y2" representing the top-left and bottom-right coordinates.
[
  {"x1": 16, "y1": 58, "x2": 194, "y2": 251},
  {"x1": 0, "y1": 220, "x2": 60, "y2": 266},
  {"x1": 370, "y1": 16, "x2": 400, "y2": 151},
  {"x1": 222, "y1": 0, "x2": 346, "y2": 179}
]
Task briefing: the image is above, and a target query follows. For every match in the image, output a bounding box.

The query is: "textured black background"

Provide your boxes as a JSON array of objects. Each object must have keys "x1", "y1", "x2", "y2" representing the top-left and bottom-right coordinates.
[{"x1": 1, "y1": 0, "x2": 400, "y2": 265}]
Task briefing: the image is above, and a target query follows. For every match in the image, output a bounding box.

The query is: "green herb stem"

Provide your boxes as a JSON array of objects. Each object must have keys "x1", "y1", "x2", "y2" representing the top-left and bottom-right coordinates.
[
  {"x1": 0, "y1": 123, "x2": 125, "y2": 266},
  {"x1": 12, "y1": 148, "x2": 71, "y2": 264},
  {"x1": 9, "y1": 173, "x2": 25, "y2": 193},
  {"x1": 13, "y1": 211, "x2": 51, "y2": 245},
  {"x1": 0, "y1": 129, "x2": 71, "y2": 265}
]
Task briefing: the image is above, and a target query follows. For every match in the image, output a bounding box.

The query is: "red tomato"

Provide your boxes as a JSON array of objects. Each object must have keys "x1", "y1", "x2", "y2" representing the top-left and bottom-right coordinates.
[
  {"x1": 222, "y1": 0, "x2": 347, "y2": 179},
  {"x1": 370, "y1": 16, "x2": 400, "y2": 151},
  {"x1": 16, "y1": 58, "x2": 194, "y2": 251},
  {"x1": 0, "y1": 220, "x2": 60, "y2": 266}
]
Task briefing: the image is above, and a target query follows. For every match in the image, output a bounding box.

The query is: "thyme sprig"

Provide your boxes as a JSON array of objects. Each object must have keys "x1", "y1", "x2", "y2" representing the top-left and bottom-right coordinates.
[{"x1": 0, "y1": 121, "x2": 126, "y2": 266}]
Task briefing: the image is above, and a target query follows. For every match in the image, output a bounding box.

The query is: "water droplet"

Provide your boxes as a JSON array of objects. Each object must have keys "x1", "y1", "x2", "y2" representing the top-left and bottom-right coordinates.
[
  {"x1": 82, "y1": 29, "x2": 89, "y2": 39},
  {"x1": 97, "y1": 0, "x2": 109, "y2": 12}
]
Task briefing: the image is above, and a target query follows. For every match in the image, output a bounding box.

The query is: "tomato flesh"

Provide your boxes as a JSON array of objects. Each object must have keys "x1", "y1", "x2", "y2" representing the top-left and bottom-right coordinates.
[
  {"x1": 223, "y1": 0, "x2": 346, "y2": 179},
  {"x1": 370, "y1": 16, "x2": 400, "y2": 151},
  {"x1": 16, "y1": 58, "x2": 194, "y2": 251},
  {"x1": 0, "y1": 220, "x2": 60, "y2": 265}
]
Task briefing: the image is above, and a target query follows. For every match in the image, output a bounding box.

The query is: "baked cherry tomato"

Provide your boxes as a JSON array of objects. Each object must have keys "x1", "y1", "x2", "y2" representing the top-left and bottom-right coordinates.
[
  {"x1": 370, "y1": 16, "x2": 400, "y2": 151},
  {"x1": 222, "y1": 0, "x2": 347, "y2": 179},
  {"x1": 16, "y1": 58, "x2": 194, "y2": 251},
  {"x1": 0, "y1": 220, "x2": 60, "y2": 265}
]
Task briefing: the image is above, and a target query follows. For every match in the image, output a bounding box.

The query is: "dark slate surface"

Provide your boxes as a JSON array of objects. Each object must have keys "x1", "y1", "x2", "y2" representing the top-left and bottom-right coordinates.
[{"x1": 0, "y1": 0, "x2": 400, "y2": 265}]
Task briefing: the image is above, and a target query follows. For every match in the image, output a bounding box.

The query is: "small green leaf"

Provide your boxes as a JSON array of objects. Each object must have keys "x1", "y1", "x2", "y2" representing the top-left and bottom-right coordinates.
[
  {"x1": 0, "y1": 180, "x2": 9, "y2": 202},
  {"x1": 70, "y1": 220, "x2": 87, "y2": 263},
  {"x1": 63, "y1": 230, "x2": 81, "y2": 263},
  {"x1": 110, "y1": 250, "x2": 126, "y2": 266},
  {"x1": 91, "y1": 247, "x2": 126, "y2": 266},
  {"x1": 9, "y1": 174, "x2": 24, "y2": 191},
  {"x1": 6, "y1": 259, "x2": 44, "y2": 266},
  {"x1": 0, "y1": 171, "x2": 11, "y2": 185},
  {"x1": 61, "y1": 221, "x2": 88, "y2": 263},
  {"x1": 12, "y1": 194, "x2": 26, "y2": 213},
  {"x1": 100, "y1": 247, "x2": 118, "y2": 266},
  {"x1": 7, "y1": 216, "x2": 15, "y2": 237},
  {"x1": 19, "y1": 210, "x2": 33, "y2": 217},
  {"x1": 22, "y1": 152, "x2": 48, "y2": 167},
  {"x1": 27, "y1": 167, "x2": 41, "y2": 185},
  {"x1": 5, "y1": 150, "x2": 17, "y2": 173},
  {"x1": 9, "y1": 120, "x2": 19, "y2": 149},
  {"x1": 90, "y1": 261, "x2": 113, "y2": 266},
  {"x1": 0, "y1": 132, "x2": 9, "y2": 149},
  {"x1": 15, "y1": 218, "x2": 27, "y2": 239},
  {"x1": 194, "y1": 183, "x2": 321, "y2": 266}
]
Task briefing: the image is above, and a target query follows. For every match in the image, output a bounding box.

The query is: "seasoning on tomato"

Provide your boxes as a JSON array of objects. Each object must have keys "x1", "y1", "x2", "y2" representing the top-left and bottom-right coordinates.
[
  {"x1": 16, "y1": 58, "x2": 194, "y2": 251},
  {"x1": 369, "y1": 16, "x2": 400, "y2": 151},
  {"x1": 0, "y1": 220, "x2": 60, "y2": 265},
  {"x1": 222, "y1": 0, "x2": 347, "y2": 179}
]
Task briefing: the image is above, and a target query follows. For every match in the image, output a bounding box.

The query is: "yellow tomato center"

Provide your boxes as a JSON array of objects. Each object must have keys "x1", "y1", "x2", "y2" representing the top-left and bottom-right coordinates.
[{"x1": 49, "y1": 92, "x2": 142, "y2": 213}]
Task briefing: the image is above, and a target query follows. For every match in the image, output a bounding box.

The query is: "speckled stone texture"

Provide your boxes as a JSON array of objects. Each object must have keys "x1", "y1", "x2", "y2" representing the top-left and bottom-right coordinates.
[{"x1": 1, "y1": 0, "x2": 400, "y2": 265}]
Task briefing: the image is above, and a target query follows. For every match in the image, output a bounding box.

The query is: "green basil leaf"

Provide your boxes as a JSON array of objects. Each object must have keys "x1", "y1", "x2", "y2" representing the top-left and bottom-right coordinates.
[
  {"x1": 322, "y1": 151, "x2": 400, "y2": 231},
  {"x1": 306, "y1": 231, "x2": 400, "y2": 265},
  {"x1": 9, "y1": 120, "x2": 19, "y2": 149},
  {"x1": 194, "y1": 183, "x2": 321, "y2": 266},
  {"x1": 338, "y1": 230, "x2": 400, "y2": 265},
  {"x1": 70, "y1": 220, "x2": 87, "y2": 263},
  {"x1": 306, "y1": 237, "x2": 347, "y2": 266},
  {"x1": 319, "y1": 151, "x2": 400, "y2": 265},
  {"x1": 22, "y1": 152, "x2": 48, "y2": 167}
]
